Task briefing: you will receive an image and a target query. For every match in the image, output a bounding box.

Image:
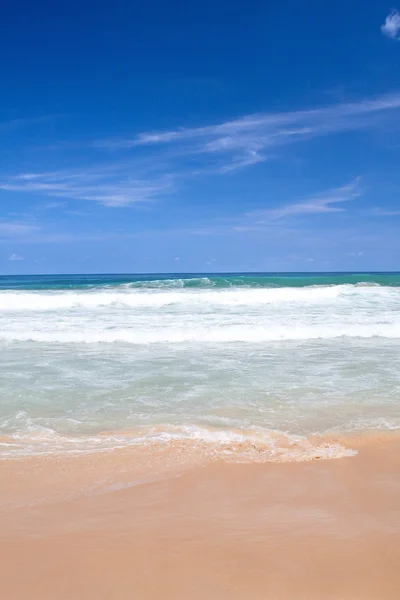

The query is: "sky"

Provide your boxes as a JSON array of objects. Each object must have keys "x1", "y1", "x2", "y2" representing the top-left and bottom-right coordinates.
[{"x1": 1, "y1": 1, "x2": 400, "y2": 274}]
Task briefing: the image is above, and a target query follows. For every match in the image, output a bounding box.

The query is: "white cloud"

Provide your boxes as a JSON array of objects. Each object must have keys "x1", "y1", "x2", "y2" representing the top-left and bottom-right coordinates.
[
  {"x1": 0, "y1": 221, "x2": 39, "y2": 238},
  {"x1": 370, "y1": 207, "x2": 400, "y2": 216},
  {"x1": 0, "y1": 115, "x2": 61, "y2": 132},
  {"x1": 245, "y1": 178, "x2": 362, "y2": 222},
  {"x1": 2, "y1": 92, "x2": 400, "y2": 206},
  {"x1": 9, "y1": 253, "x2": 23, "y2": 261},
  {"x1": 0, "y1": 170, "x2": 174, "y2": 207},
  {"x1": 381, "y1": 10, "x2": 400, "y2": 40},
  {"x1": 97, "y1": 93, "x2": 400, "y2": 173},
  {"x1": 0, "y1": 223, "x2": 141, "y2": 245},
  {"x1": 88, "y1": 92, "x2": 400, "y2": 180},
  {"x1": 41, "y1": 201, "x2": 67, "y2": 209}
]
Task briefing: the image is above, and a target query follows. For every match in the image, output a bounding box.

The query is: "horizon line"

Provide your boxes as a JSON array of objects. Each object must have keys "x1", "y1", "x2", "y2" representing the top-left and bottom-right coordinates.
[{"x1": 1, "y1": 270, "x2": 400, "y2": 277}]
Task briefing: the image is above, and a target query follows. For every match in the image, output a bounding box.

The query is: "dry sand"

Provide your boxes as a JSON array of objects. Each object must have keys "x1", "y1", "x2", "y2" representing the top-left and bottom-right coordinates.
[{"x1": 1, "y1": 434, "x2": 399, "y2": 599}]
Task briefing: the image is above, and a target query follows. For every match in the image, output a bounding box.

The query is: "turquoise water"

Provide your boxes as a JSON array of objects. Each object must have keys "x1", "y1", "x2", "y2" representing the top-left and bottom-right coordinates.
[
  {"x1": 2, "y1": 271, "x2": 400, "y2": 290},
  {"x1": 0, "y1": 272, "x2": 399, "y2": 458}
]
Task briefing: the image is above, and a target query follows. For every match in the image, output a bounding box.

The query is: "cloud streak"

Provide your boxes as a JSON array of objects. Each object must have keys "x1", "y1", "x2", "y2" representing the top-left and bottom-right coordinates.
[
  {"x1": 96, "y1": 93, "x2": 400, "y2": 173},
  {"x1": 0, "y1": 169, "x2": 174, "y2": 207},
  {"x1": 0, "y1": 221, "x2": 39, "y2": 238},
  {"x1": 232, "y1": 179, "x2": 362, "y2": 231},
  {"x1": 0, "y1": 115, "x2": 62, "y2": 132},
  {"x1": 0, "y1": 218, "x2": 143, "y2": 244},
  {"x1": 369, "y1": 207, "x2": 400, "y2": 216},
  {"x1": 170, "y1": 179, "x2": 363, "y2": 237},
  {"x1": 250, "y1": 178, "x2": 362, "y2": 221},
  {"x1": 1, "y1": 92, "x2": 400, "y2": 206},
  {"x1": 381, "y1": 10, "x2": 400, "y2": 40}
]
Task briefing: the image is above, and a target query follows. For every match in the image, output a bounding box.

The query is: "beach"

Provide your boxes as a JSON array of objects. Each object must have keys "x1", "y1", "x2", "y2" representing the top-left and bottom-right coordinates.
[
  {"x1": 3, "y1": 0, "x2": 400, "y2": 593},
  {"x1": 1, "y1": 273, "x2": 399, "y2": 598},
  {"x1": 1, "y1": 433, "x2": 399, "y2": 599}
]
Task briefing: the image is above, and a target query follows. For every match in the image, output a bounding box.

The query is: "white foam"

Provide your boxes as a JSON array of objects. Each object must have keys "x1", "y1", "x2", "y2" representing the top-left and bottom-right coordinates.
[
  {"x1": 1, "y1": 282, "x2": 400, "y2": 458},
  {"x1": 1, "y1": 283, "x2": 396, "y2": 312},
  {"x1": 0, "y1": 422, "x2": 356, "y2": 462},
  {"x1": 2, "y1": 322, "x2": 400, "y2": 344},
  {"x1": 124, "y1": 277, "x2": 215, "y2": 288}
]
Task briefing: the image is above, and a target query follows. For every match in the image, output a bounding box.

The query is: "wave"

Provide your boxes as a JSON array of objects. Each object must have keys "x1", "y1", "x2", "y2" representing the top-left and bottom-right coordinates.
[
  {"x1": 0, "y1": 284, "x2": 399, "y2": 312},
  {"x1": 0, "y1": 421, "x2": 355, "y2": 461},
  {"x1": 2, "y1": 323, "x2": 400, "y2": 343},
  {"x1": 121, "y1": 274, "x2": 400, "y2": 290},
  {"x1": 2, "y1": 273, "x2": 400, "y2": 292},
  {"x1": 123, "y1": 277, "x2": 215, "y2": 289}
]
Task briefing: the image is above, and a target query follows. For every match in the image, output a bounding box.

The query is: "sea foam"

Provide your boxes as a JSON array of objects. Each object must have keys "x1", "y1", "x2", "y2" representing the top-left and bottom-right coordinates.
[{"x1": 1, "y1": 275, "x2": 399, "y2": 458}]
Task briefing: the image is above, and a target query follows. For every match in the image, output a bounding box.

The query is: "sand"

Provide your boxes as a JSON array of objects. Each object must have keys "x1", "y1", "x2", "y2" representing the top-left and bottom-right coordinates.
[{"x1": 1, "y1": 434, "x2": 400, "y2": 599}]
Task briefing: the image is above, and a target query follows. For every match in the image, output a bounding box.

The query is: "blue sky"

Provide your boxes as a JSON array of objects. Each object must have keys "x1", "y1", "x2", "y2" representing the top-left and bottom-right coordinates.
[{"x1": 1, "y1": 1, "x2": 400, "y2": 274}]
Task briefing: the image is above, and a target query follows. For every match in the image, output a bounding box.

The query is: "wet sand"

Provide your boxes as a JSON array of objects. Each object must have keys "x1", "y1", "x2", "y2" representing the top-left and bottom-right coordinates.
[{"x1": 1, "y1": 435, "x2": 400, "y2": 599}]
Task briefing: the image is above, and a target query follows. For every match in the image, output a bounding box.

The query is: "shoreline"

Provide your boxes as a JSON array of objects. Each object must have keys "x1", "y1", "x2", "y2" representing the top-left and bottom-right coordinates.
[
  {"x1": 0, "y1": 428, "x2": 398, "y2": 508},
  {"x1": 1, "y1": 432, "x2": 399, "y2": 599}
]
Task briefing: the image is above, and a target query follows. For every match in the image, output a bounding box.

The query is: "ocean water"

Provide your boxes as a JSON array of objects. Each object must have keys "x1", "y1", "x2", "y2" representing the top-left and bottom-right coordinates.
[{"x1": 1, "y1": 272, "x2": 399, "y2": 459}]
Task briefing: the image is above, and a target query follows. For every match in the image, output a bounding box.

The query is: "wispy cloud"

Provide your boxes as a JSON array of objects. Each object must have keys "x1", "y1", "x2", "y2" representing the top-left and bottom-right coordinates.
[
  {"x1": 231, "y1": 179, "x2": 362, "y2": 231},
  {"x1": 96, "y1": 93, "x2": 400, "y2": 174},
  {"x1": 0, "y1": 169, "x2": 174, "y2": 207},
  {"x1": 0, "y1": 221, "x2": 39, "y2": 238},
  {"x1": 249, "y1": 178, "x2": 362, "y2": 222},
  {"x1": 165, "y1": 180, "x2": 363, "y2": 237},
  {"x1": 0, "y1": 115, "x2": 62, "y2": 132},
  {"x1": 370, "y1": 207, "x2": 400, "y2": 216},
  {"x1": 2, "y1": 93, "x2": 400, "y2": 207},
  {"x1": 381, "y1": 10, "x2": 400, "y2": 40},
  {"x1": 0, "y1": 218, "x2": 143, "y2": 244},
  {"x1": 40, "y1": 201, "x2": 68, "y2": 210},
  {"x1": 9, "y1": 253, "x2": 23, "y2": 261}
]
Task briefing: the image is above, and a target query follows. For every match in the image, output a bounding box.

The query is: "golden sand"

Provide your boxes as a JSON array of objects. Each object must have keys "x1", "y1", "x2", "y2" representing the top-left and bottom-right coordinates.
[{"x1": 1, "y1": 434, "x2": 399, "y2": 599}]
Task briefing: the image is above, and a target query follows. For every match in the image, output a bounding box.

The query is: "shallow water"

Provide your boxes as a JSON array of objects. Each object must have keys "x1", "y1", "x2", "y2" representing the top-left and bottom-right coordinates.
[{"x1": 1, "y1": 273, "x2": 399, "y2": 457}]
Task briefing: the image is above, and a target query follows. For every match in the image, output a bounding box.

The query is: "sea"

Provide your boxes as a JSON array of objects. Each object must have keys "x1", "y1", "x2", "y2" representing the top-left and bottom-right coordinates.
[{"x1": 1, "y1": 272, "x2": 399, "y2": 460}]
